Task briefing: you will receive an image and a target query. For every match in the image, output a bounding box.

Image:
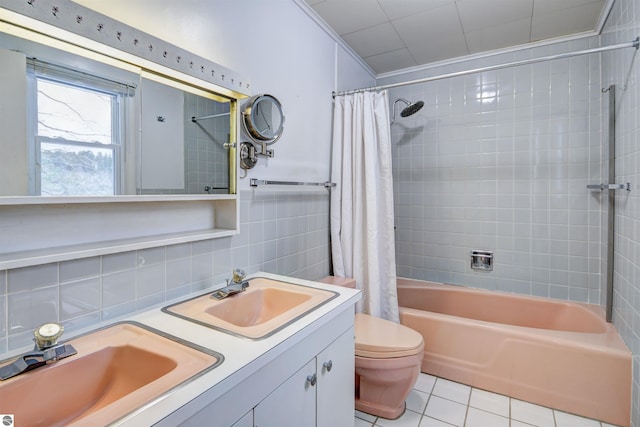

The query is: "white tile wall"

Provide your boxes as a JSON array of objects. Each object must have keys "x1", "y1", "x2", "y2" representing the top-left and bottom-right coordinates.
[
  {"x1": 601, "y1": 0, "x2": 640, "y2": 425},
  {"x1": 0, "y1": 188, "x2": 331, "y2": 357},
  {"x1": 383, "y1": 37, "x2": 604, "y2": 305}
]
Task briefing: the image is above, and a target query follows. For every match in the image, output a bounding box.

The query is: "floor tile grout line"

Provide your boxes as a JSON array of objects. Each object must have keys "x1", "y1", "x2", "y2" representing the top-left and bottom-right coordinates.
[{"x1": 357, "y1": 374, "x2": 618, "y2": 427}]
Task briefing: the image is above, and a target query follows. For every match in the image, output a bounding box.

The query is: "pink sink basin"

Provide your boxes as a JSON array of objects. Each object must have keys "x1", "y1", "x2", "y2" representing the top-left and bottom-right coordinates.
[
  {"x1": 163, "y1": 277, "x2": 338, "y2": 339},
  {"x1": 0, "y1": 322, "x2": 222, "y2": 427}
]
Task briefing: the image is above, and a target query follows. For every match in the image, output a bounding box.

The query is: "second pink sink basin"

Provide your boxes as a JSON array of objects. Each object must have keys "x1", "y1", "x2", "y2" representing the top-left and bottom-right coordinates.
[{"x1": 163, "y1": 277, "x2": 338, "y2": 339}]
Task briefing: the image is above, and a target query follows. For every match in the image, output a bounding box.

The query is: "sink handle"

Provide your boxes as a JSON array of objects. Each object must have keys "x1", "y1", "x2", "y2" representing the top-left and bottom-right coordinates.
[
  {"x1": 232, "y1": 268, "x2": 246, "y2": 283},
  {"x1": 306, "y1": 373, "x2": 317, "y2": 386}
]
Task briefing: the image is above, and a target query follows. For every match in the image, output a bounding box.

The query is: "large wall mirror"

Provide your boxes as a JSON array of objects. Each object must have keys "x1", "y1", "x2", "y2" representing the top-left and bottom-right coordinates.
[{"x1": 0, "y1": 8, "x2": 247, "y2": 197}]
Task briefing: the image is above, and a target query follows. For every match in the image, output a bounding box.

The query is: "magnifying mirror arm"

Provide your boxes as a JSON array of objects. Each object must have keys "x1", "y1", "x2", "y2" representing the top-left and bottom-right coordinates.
[{"x1": 255, "y1": 142, "x2": 274, "y2": 158}]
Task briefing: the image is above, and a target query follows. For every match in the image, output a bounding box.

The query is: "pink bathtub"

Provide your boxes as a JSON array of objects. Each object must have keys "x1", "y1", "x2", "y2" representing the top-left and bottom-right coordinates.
[{"x1": 397, "y1": 278, "x2": 632, "y2": 427}]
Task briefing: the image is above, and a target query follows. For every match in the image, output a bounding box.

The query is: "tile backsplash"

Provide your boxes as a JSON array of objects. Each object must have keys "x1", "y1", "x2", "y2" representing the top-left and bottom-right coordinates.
[{"x1": 0, "y1": 188, "x2": 331, "y2": 356}]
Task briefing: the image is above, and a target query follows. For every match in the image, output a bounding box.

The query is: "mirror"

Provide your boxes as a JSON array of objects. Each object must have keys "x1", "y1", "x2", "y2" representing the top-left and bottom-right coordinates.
[
  {"x1": 242, "y1": 94, "x2": 284, "y2": 144},
  {"x1": 0, "y1": 19, "x2": 240, "y2": 197}
]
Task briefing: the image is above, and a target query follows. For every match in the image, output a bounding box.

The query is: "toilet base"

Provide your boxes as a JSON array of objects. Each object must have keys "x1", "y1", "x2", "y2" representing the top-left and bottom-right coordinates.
[
  {"x1": 356, "y1": 398, "x2": 406, "y2": 419},
  {"x1": 354, "y1": 351, "x2": 423, "y2": 420}
]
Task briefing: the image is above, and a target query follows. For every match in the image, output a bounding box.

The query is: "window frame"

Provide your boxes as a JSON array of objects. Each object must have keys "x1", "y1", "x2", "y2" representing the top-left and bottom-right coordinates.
[{"x1": 26, "y1": 61, "x2": 131, "y2": 196}]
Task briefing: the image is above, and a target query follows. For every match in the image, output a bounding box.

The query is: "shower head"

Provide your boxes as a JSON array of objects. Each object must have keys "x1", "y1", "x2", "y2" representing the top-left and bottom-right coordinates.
[
  {"x1": 400, "y1": 100, "x2": 424, "y2": 117},
  {"x1": 392, "y1": 98, "x2": 424, "y2": 124}
]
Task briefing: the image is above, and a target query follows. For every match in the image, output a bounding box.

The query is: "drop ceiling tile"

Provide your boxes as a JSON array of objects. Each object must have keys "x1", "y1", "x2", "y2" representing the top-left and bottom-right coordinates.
[
  {"x1": 302, "y1": 0, "x2": 609, "y2": 74},
  {"x1": 456, "y1": 0, "x2": 534, "y2": 32},
  {"x1": 465, "y1": 18, "x2": 532, "y2": 54},
  {"x1": 377, "y1": 0, "x2": 455, "y2": 21},
  {"x1": 342, "y1": 23, "x2": 406, "y2": 58},
  {"x1": 534, "y1": 0, "x2": 605, "y2": 14},
  {"x1": 364, "y1": 49, "x2": 417, "y2": 74},
  {"x1": 310, "y1": 0, "x2": 388, "y2": 35},
  {"x1": 532, "y1": 1, "x2": 604, "y2": 40},
  {"x1": 393, "y1": 3, "x2": 469, "y2": 64}
]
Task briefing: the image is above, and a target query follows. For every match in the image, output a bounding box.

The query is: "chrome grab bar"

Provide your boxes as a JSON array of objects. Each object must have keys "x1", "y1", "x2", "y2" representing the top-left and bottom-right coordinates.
[
  {"x1": 250, "y1": 179, "x2": 336, "y2": 188},
  {"x1": 587, "y1": 183, "x2": 631, "y2": 191}
]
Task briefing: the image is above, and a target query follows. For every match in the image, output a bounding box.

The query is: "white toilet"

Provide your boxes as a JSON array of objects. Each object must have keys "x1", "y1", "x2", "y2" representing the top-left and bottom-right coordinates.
[{"x1": 320, "y1": 276, "x2": 424, "y2": 419}]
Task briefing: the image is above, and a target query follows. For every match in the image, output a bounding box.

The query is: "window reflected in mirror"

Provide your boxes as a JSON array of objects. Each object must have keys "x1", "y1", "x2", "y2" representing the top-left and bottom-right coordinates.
[{"x1": 31, "y1": 62, "x2": 130, "y2": 196}]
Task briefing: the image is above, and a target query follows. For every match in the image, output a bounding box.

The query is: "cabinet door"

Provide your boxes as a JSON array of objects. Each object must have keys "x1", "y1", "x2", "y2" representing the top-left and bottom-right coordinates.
[
  {"x1": 254, "y1": 359, "x2": 316, "y2": 427},
  {"x1": 317, "y1": 328, "x2": 355, "y2": 427}
]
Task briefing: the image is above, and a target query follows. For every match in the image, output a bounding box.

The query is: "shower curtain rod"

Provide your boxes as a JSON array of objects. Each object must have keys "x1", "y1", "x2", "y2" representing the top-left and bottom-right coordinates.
[{"x1": 333, "y1": 38, "x2": 640, "y2": 97}]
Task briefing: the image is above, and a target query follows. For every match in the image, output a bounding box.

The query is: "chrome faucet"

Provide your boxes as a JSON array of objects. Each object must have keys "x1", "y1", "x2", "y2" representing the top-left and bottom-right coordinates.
[
  {"x1": 211, "y1": 269, "x2": 250, "y2": 300},
  {"x1": 0, "y1": 322, "x2": 77, "y2": 381}
]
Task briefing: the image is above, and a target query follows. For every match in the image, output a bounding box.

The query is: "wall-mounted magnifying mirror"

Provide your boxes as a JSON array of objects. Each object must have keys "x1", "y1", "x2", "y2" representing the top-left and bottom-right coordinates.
[{"x1": 241, "y1": 94, "x2": 284, "y2": 160}]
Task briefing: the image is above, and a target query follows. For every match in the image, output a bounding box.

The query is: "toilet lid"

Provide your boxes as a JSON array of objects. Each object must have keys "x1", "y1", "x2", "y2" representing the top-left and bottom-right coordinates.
[{"x1": 355, "y1": 313, "x2": 424, "y2": 359}]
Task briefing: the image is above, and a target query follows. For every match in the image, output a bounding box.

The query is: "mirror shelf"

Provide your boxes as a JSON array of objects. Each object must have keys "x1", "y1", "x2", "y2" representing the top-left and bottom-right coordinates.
[
  {"x1": 0, "y1": 196, "x2": 239, "y2": 270},
  {"x1": 0, "y1": 194, "x2": 236, "y2": 206},
  {"x1": 0, "y1": 228, "x2": 237, "y2": 271}
]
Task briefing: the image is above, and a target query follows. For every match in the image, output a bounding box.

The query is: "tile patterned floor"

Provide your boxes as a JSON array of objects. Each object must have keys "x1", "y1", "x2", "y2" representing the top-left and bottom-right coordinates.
[{"x1": 354, "y1": 373, "x2": 621, "y2": 427}]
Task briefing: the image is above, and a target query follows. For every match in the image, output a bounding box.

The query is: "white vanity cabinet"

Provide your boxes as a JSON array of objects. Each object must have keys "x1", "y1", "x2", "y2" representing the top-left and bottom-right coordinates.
[
  {"x1": 316, "y1": 329, "x2": 355, "y2": 427},
  {"x1": 253, "y1": 329, "x2": 354, "y2": 427},
  {"x1": 161, "y1": 304, "x2": 357, "y2": 427},
  {"x1": 253, "y1": 358, "x2": 316, "y2": 426}
]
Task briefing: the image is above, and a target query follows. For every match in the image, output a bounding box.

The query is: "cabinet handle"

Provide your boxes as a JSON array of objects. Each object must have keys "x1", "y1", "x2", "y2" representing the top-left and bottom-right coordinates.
[
  {"x1": 323, "y1": 360, "x2": 333, "y2": 372},
  {"x1": 306, "y1": 373, "x2": 317, "y2": 386}
]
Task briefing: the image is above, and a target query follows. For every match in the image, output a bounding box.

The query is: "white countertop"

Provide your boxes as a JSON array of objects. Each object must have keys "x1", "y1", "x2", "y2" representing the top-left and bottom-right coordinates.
[{"x1": 103, "y1": 272, "x2": 361, "y2": 426}]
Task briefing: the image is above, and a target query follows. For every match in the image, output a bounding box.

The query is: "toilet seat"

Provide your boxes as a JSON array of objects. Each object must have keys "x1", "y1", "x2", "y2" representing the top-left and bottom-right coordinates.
[{"x1": 355, "y1": 313, "x2": 424, "y2": 358}]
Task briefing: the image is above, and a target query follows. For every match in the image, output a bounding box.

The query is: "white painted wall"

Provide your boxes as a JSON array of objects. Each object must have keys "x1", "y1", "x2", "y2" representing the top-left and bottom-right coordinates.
[
  {"x1": 73, "y1": 0, "x2": 375, "y2": 189},
  {"x1": 0, "y1": 48, "x2": 28, "y2": 196}
]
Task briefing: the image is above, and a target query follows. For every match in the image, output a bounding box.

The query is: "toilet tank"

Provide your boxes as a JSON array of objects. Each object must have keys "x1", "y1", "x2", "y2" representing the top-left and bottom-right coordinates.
[{"x1": 319, "y1": 276, "x2": 356, "y2": 289}]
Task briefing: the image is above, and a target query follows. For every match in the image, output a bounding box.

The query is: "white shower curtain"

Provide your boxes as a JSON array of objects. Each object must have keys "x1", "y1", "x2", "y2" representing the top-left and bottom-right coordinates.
[{"x1": 330, "y1": 90, "x2": 399, "y2": 323}]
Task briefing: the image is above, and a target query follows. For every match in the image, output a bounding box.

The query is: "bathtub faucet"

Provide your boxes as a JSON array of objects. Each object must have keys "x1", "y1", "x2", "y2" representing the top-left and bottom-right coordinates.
[
  {"x1": 0, "y1": 322, "x2": 77, "y2": 381},
  {"x1": 211, "y1": 269, "x2": 250, "y2": 300}
]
